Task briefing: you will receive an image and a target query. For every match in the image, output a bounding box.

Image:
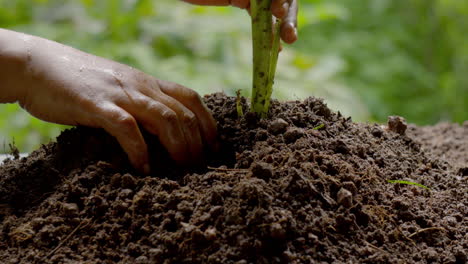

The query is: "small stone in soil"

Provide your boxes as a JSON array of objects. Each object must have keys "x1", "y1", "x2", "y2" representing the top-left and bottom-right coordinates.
[
  {"x1": 121, "y1": 174, "x2": 137, "y2": 189},
  {"x1": 371, "y1": 126, "x2": 383, "y2": 137},
  {"x1": 250, "y1": 162, "x2": 273, "y2": 180},
  {"x1": 284, "y1": 127, "x2": 304, "y2": 143},
  {"x1": 204, "y1": 227, "x2": 217, "y2": 241},
  {"x1": 268, "y1": 118, "x2": 289, "y2": 135},
  {"x1": 342, "y1": 181, "x2": 357, "y2": 195},
  {"x1": 336, "y1": 188, "x2": 353, "y2": 208},
  {"x1": 387, "y1": 116, "x2": 407, "y2": 135},
  {"x1": 61, "y1": 203, "x2": 79, "y2": 217}
]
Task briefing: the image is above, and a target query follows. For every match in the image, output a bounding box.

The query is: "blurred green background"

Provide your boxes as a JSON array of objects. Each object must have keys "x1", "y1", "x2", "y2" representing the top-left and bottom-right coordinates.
[{"x1": 0, "y1": 0, "x2": 467, "y2": 153}]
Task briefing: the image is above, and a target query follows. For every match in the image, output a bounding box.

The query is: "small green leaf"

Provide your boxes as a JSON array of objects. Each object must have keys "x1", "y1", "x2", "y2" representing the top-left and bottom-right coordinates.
[
  {"x1": 313, "y1": 124, "x2": 325, "y2": 130},
  {"x1": 387, "y1": 180, "x2": 430, "y2": 190}
]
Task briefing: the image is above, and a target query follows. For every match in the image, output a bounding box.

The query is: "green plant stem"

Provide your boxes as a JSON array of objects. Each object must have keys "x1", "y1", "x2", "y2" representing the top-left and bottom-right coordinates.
[
  {"x1": 250, "y1": 0, "x2": 281, "y2": 117},
  {"x1": 263, "y1": 19, "x2": 282, "y2": 114}
]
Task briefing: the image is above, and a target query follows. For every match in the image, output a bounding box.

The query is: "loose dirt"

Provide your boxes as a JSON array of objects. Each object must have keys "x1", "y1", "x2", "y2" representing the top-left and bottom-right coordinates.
[{"x1": 0, "y1": 93, "x2": 466, "y2": 263}]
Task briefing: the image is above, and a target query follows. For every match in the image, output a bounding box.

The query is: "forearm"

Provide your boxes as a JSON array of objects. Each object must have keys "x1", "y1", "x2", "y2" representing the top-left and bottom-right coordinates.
[
  {"x1": 181, "y1": 0, "x2": 230, "y2": 6},
  {"x1": 0, "y1": 28, "x2": 30, "y2": 104}
]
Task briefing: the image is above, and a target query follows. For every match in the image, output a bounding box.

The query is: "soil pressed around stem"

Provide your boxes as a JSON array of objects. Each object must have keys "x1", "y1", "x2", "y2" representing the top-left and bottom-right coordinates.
[{"x1": 0, "y1": 93, "x2": 467, "y2": 263}]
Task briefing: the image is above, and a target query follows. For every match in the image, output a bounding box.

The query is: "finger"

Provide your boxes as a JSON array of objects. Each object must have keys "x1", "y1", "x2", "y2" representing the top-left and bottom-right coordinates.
[
  {"x1": 157, "y1": 79, "x2": 219, "y2": 153},
  {"x1": 98, "y1": 104, "x2": 150, "y2": 174},
  {"x1": 230, "y1": 0, "x2": 249, "y2": 9},
  {"x1": 271, "y1": 0, "x2": 288, "y2": 19},
  {"x1": 159, "y1": 94, "x2": 204, "y2": 165},
  {"x1": 280, "y1": 0, "x2": 298, "y2": 44},
  {"x1": 128, "y1": 96, "x2": 193, "y2": 165},
  {"x1": 143, "y1": 85, "x2": 205, "y2": 165}
]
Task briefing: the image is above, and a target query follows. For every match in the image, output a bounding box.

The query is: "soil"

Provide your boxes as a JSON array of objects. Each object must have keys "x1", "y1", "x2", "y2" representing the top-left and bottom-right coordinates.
[{"x1": 0, "y1": 93, "x2": 466, "y2": 264}]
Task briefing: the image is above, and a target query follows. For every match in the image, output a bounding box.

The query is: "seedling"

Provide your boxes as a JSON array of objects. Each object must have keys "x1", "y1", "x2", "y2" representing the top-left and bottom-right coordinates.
[
  {"x1": 250, "y1": 0, "x2": 282, "y2": 117},
  {"x1": 387, "y1": 180, "x2": 430, "y2": 190},
  {"x1": 313, "y1": 124, "x2": 325, "y2": 130},
  {"x1": 236, "y1": 89, "x2": 244, "y2": 118}
]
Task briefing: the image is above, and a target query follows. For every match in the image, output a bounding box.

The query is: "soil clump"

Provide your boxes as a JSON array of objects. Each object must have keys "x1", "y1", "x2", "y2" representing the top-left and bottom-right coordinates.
[{"x1": 0, "y1": 93, "x2": 466, "y2": 263}]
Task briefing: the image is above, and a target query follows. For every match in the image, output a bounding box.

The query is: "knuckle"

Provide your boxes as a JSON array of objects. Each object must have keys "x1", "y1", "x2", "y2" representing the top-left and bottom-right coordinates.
[
  {"x1": 161, "y1": 109, "x2": 178, "y2": 125},
  {"x1": 145, "y1": 100, "x2": 164, "y2": 113},
  {"x1": 137, "y1": 96, "x2": 155, "y2": 110},
  {"x1": 115, "y1": 112, "x2": 137, "y2": 130},
  {"x1": 183, "y1": 88, "x2": 202, "y2": 103},
  {"x1": 183, "y1": 112, "x2": 198, "y2": 128}
]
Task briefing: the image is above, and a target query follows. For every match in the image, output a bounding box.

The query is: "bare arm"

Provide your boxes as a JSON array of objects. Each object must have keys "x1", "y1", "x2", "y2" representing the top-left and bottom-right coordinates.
[
  {"x1": 0, "y1": 28, "x2": 218, "y2": 174},
  {"x1": 0, "y1": 28, "x2": 29, "y2": 103}
]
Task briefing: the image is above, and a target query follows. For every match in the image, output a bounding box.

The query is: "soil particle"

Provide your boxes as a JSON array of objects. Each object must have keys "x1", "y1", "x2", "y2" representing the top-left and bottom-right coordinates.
[
  {"x1": 60, "y1": 203, "x2": 79, "y2": 218},
  {"x1": 336, "y1": 187, "x2": 353, "y2": 208},
  {"x1": 371, "y1": 125, "x2": 384, "y2": 138},
  {"x1": 0, "y1": 93, "x2": 466, "y2": 263},
  {"x1": 250, "y1": 162, "x2": 273, "y2": 180},
  {"x1": 268, "y1": 118, "x2": 289, "y2": 135},
  {"x1": 387, "y1": 115, "x2": 408, "y2": 135},
  {"x1": 283, "y1": 127, "x2": 304, "y2": 143}
]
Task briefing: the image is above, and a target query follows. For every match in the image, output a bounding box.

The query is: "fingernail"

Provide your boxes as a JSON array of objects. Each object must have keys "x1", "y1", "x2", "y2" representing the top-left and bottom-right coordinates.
[{"x1": 143, "y1": 163, "x2": 151, "y2": 175}]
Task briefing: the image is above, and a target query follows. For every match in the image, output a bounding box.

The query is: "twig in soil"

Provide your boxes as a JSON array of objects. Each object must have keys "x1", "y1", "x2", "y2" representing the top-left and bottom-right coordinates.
[
  {"x1": 207, "y1": 166, "x2": 249, "y2": 173},
  {"x1": 43, "y1": 219, "x2": 91, "y2": 260},
  {"x1": 294, "y1": 171, "x2": 336, "y2": 207},
  {"x1": 364, "y1": 241, "x2": 389, "y2": 255},
  {"x1": 408, "y1": 227, "x2": 446, "y2": 239},
  {"x1": 397, "y1": 226, "x2": 416, "y2": 246}
]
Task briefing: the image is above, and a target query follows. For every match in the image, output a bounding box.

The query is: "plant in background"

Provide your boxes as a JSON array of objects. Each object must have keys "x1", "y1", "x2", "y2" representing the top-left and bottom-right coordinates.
[{"x1": 250, "y1": 0, "x2": 282, "y2": 117}]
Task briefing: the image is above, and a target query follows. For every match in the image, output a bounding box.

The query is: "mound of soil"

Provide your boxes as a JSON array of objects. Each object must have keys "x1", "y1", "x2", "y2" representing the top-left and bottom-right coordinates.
[
  {"x1": 408, "y1": 122, "x2": 468, "y2": 169},
  {"x1": 0, "y1": 93, "x2": 466, "y2": 263}
]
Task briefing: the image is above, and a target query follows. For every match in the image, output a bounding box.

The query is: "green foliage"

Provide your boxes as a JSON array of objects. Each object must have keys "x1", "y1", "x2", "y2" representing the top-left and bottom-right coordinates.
[
  {"x1": 0, "y1": 0, "x2": 466, "y2": 153},
  {"x1": 297, "y1": 0, "x2": 468, "y2": 124}
]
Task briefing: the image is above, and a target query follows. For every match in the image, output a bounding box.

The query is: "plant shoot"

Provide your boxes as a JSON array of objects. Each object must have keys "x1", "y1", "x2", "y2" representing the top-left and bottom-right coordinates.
[{"x1": 250, "y1": 0, "x2": 282, "y2": 117}]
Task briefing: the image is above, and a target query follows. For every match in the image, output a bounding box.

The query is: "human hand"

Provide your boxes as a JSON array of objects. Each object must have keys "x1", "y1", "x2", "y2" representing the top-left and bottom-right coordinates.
[
  {"x1": 19, "y1": 37, "x2": 218, "y2": 174},
  {"x1": 183, "y1": 0, "x2": 298, "y2": 44}
]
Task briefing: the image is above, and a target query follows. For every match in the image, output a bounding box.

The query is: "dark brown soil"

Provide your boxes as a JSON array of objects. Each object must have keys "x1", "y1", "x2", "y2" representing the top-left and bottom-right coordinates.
[
  {"x1": 408, "y1": 122, "x2": 468, "y2": 170},
  {"x1": 0, "y1": 93, "x2": 466, "y2": 264}
]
